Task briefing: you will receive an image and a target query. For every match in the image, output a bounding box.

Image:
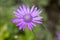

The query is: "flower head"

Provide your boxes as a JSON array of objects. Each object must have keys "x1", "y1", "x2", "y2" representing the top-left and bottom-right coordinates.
[
  {"x1": 12, "y1": 4, "x2": 43, "y2": 30},
  {"x1": 58, "y1": 32, "x2": 60, "y2": 40}
]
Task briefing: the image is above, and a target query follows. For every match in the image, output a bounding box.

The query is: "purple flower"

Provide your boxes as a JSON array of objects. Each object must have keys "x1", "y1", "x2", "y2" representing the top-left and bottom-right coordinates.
[
  {"x1": 58, "y1": 32, "x2": 60, "y2": 40},
  {"x1": 12, "y1": 4, "x2": 43, "y2": 30}
]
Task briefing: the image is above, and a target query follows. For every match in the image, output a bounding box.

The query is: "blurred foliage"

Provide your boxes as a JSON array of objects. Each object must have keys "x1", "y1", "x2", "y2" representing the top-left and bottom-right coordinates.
[
  {"x1": 0, "y1": 0, "x2": 14, "y2": 6},
  {"x1": 58, "y1": 0, "x2": 60, "y2": 6},
  {"x1": 0, "y1": 0, "x2": 60, "y2": 40}
]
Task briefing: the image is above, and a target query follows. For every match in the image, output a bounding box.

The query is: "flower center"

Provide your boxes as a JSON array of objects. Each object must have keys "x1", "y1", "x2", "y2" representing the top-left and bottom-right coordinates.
[{"x1": 23, "y1": 14, "x2": 32, "y2": 22}]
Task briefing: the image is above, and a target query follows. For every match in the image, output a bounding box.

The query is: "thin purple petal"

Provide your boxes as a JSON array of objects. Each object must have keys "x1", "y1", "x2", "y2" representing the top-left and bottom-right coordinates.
[
  {"x1": 32, "y1": 20, "x2": 42, "y2": 24},
  {"x1": 22, "y1": 4, "x2": 27, "y2": 13},
  {"x1": 12, "y1": 18, "x2": 23, "y2": 23},
  {"x1": 33, "y1": 16, "x2": 43, "y2": 21},
  {"x1": 27, "y1": 6, "x2": 30, "y2": 13},
  {"x1": 30, "y1": 5, "x2": 35, "y2": 13},
  {"x1": 19, "y1": 22, "x2": 26, "y2": 30},
  {"x1": 28, "y1": 23, "x2": 33, "y2": 30},
  {"x1": 31, "y1": 10, "x2": 42, "y2": 17},
  {"x1": 19, "y1": 6, "x2": 25, "y2": 15}
]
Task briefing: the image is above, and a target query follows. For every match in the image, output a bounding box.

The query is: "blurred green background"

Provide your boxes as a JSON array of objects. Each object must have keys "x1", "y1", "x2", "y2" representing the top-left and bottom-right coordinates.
[{"x1": 0, "y1": 0, "x2": 60, "y2": 40}]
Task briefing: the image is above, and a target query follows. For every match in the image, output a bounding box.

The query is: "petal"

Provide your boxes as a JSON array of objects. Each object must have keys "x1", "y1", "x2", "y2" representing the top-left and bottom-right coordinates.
[
  {"x1": 27, "y1": 22, "x2": 36, "y2": 30},
  {"x1": 23, "y1": 23, "x2": 26, "y2": 30},
  {"x1": 13, "y1": 11, "x2": 23, "y2": 18},
  {"x1": 30, "y1": 5, "x2": 35, "y2": 13},
  {"x1": 19, "y1": 23, "x2": 23, "y2": 30},
  {"x1": 32, "y1": 20, "x2": 42, "y2": 24},
  {"x1": 33, "y1": 16, "x2": 43, "y2": 21},
  {"x1": 27, "y1": 6, "x2": 30, "y2": 13},
  {"x1": 32, "y1": 10, "x2": 42, "y2": 17},
  {"x1": 13, "y1": 11, "x2": 20, "y2": 17},
  {"x1": 28, "y1": 23, "x2": 33, "y2": 30},
  {"x1": 19, "y1": 26, "x2": 23, "y2": 30},
  {"x1": 16, "y1": 22, "x2": 22, "y2": 26},
  {"x1": 19, "y1": 6, "x2": 25, "y2": 15},
  {"x1": 12, "y1": 18, "x2": 23, "y2": 23},
  {"x1": 16, "y1": 9, "x2": 23, "y2": 15},
  {"x1": 30, "y1": 22, "x2": 36, "y2": 26},
  {"x1": 19, "y1": 22, "x2": 26, "y2": 30},
  {"x1": 22, "y1": 4, "x2": 27, "y2": 13},
  {"x1": 16, "y1": 9, "x2": 21, "y2": 14},
  {"x1": 31, "y1": 7, "x2": 37, "y2": 14}
]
